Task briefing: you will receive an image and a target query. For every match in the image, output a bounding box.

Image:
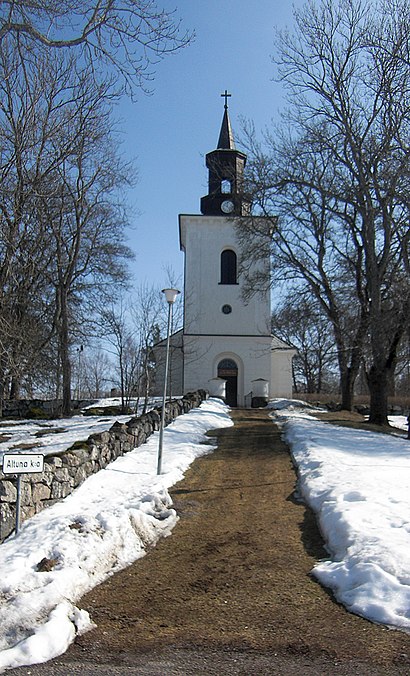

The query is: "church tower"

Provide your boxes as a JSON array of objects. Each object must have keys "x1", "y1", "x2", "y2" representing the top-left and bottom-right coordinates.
[
  {"x1": 200, "y1": 90, "x2": 251, "y2": 217},
  {"x1": 178, "y1": 93, "x2": 295, "y2": 406}
]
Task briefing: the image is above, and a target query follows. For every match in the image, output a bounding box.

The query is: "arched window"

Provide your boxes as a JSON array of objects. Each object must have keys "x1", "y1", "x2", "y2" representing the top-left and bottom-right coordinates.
[
  {"x1": 220, "y1": 249, "x2": 237, "y2": 284},
  {"x1": 221, "y1": 179, "x2": 231, "y2": 194}
]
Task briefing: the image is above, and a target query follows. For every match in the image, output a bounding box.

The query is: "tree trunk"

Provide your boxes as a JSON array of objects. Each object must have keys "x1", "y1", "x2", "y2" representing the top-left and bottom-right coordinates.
[
  {"x1": 317, "y1": 359, "x2": 323, "y2": 394},
  {"x1": 339, "y1": 367, "x2": 356, "y2": 411},
  {"x1": 0, "y1": 374, "x2": 4, "y2": 418},
  {"x1": 119, "y1": 350, "x2": 126, "y2": 414},
  {"x1": 291, "y1": 363, "x2": 298, "y2": 394},
  {"x1": 367, "y1": 296, "x2": 406, "y2": 426},
  {"x1": 55, "y1": 348, "x2": 62, "y2": 400},
  {"x1": 142, "y1": 357, "x2": 150, "y2": 414},
  {"x1": 9, "y1": 376, "x2": 20, "y2": 400},
  {"x1": 367, "y1": 364, "x2": 388, "y2": 425},
  {"x1": 59, "y1": 288, "x2": 72, "y2": 416}
]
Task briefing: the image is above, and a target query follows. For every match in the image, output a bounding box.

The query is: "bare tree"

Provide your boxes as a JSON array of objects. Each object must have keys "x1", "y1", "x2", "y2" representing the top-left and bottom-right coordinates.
[
  {"x1": 238, "y1": 136, "x2": 370, "y2": 411},
  {"x1": 272, "y1": 290, "x2": 337, "y2": 394},
  {"x1": 0, "y1": 42, "x2": 59, "y2": 408},
  {"x1": 34, "y1": 68, "x2": 134, "y2": 414},
  {"x1": 80, "y1": 348, "x2": 112, "y2": 399},
  {"x1": 100, "y1": 301, "x2": 140, "y2": 413},
  {"x1": 0, "y1": 2, "x2": 192, "y2": 415},
  {"x1": 0, "y1": 41, "x2": 135, "y2": 414},
  {"x1": 239, "y1": 0, "x2": 410, "y2": 424},
  {"x1": 0, "y1": 0, "x2": 193, "y2": 95},
  {"x1": 129, "y1": 283, "x2": 163, "y2": 412}
]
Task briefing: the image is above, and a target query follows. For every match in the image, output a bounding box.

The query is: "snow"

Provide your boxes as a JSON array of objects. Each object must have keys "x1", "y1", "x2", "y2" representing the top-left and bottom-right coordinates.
[
  {"x1": 270, "y1": 399, "x2": 410, "y2": 631},
  {"x1": 0, "y1": 414, "x2": 133, "y2": 460},
  {"x1": 388, "y1": 415, "x2": 409, "y2": 432},
  {"x1": 0, "y1": 396, "x2": 410, "y2": 672},
  {"x1": 0, "y1": 398, "x2": 233, "y2": 673},
  {"x1": 0, "y1": 398, "x2": 163, "y2": 461}
]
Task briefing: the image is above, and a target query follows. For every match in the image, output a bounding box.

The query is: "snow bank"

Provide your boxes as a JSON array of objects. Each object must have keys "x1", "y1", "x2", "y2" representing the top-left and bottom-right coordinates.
[
  {"x1": 273, "y1": 402, "x2": 410, "y2": 630},
  {"x1": 0, "y1": 398, "x2": 232, "y2": 672}
]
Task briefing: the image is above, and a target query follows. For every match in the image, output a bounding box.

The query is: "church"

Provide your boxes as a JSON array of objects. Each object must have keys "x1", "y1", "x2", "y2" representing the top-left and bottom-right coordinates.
[{"x1": 156, "y1": 95, "x2": 295, "y2": 407}]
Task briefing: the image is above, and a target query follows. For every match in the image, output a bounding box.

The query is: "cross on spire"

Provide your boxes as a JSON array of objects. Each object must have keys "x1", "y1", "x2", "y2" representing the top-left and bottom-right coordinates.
[{"x1": 221, "y1": 89, "x2": 231, "y2": 109}]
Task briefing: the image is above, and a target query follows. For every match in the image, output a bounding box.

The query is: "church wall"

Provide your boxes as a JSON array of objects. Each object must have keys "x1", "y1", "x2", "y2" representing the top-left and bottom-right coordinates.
[
  {"x1": 177, "y1": 102, "x2": 295, "y2": 404},
  {"x1": 180, "y1": 215, "x2": 271, "y2": 337},
  {"x1": 270, "y1": 349, "x2": 295, "y2": 399},
  {"x1": 183, "y1": 334, "x2": 273, "y2": 406}
]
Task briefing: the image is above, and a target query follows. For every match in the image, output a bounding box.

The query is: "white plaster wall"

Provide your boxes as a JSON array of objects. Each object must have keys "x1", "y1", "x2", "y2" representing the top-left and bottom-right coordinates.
[
  {"x1": 183, "y1": 334, "x2": 273, "y2": 406},
  {"x1": 180, "y1": 215, "x2": 271, "y2": 336},
  {"x1": 270, "y1": 349, "x2": 296, "y2": 398},
  {"x1": 179, "y1": 213, "x2": 295, "y2": 403}
]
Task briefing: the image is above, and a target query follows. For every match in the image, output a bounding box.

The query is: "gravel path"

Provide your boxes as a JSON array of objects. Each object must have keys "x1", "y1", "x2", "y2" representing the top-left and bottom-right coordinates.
[{"x1": 9, "y1": 409, "x2": 410, "y2": 675}]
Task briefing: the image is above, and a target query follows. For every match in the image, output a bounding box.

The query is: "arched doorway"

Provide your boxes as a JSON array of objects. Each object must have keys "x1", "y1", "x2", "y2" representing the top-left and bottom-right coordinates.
[{"x1": 217, "y1": 358, "x2": 238, "y2": 407}]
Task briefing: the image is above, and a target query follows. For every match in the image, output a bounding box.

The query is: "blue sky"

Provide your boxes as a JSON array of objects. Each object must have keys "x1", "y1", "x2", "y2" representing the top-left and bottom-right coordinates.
[{"x1": 117, "y1": 1, "x2": 303, "y2": 292}]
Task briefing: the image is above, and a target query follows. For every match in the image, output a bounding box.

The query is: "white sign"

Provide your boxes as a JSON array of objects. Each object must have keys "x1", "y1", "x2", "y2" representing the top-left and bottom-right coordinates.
[{"x1": 2, "y1": 453, "x2": 44, "y2": 475}]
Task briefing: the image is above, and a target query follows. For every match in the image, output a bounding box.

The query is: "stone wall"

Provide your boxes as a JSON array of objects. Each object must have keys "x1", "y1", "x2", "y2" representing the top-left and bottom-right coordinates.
[
  {"x1": 1, "y1": 398, "x2": 95, "y2": 418},
  {"x1": 0, "y1": 390, "x2": 207, "y2": 542}
]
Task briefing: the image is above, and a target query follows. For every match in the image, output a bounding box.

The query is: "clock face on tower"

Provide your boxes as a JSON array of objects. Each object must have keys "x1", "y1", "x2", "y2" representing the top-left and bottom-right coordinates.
[{"x1": 221, "y1": 200, "x2": 234, "y2": 214}]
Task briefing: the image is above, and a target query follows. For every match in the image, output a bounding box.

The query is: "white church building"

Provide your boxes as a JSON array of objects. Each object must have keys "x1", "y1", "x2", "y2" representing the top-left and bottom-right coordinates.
[{"x1": 156, "y1": 97, "x2": 295, "y2": 407}]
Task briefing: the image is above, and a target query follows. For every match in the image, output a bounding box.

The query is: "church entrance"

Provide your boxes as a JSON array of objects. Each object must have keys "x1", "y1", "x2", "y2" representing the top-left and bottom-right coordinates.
[{"x1": 217, "y1": 358, "x2": 238, "y2": 407}]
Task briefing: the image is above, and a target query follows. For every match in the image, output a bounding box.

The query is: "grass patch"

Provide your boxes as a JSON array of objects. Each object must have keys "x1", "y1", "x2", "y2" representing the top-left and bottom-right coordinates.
[{"x1": 67, "y1": 440, "x2": 89, "y2": 451}]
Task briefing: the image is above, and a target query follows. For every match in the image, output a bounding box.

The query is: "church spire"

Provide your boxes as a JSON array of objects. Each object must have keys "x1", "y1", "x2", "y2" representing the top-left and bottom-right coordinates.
[
  {"x1": 217, "y1": 90, "x2": 235, "y2": 150},
  {"x1": 200, "y1": 91, "x2": 251, "y2": 217}
]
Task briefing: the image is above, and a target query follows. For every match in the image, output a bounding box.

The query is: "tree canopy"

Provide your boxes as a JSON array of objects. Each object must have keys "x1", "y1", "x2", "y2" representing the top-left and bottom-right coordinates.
[
  {"x1": 239, "y1": 0, "x2": 410, "y2": 424},
  {"x1": 0, "y1": 1, "x2": 192, "y2": 412},
  {"x1": 0, "y1": 0, "x2": 192, "y2": 94}
]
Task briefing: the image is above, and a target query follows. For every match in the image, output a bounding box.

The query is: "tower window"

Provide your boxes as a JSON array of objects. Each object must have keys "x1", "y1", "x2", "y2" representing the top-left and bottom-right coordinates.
[
  {"x1": 221, "y1": 179, "x2": 231, "y2": 194},
  {"x1": 220, "y1": 249, "x2": 237, "y2": 284}
]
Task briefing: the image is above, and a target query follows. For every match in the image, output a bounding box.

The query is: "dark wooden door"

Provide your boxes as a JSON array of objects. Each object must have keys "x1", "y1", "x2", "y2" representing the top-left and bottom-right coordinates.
[{"x1": 218, "y1": 359, "x2": 238, "y2": 407}]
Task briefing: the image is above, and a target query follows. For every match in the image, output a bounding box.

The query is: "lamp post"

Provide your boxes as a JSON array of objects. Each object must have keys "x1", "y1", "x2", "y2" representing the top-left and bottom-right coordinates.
[{"x1": 157, "y1": 288, "x2": 180, "y2": 475}]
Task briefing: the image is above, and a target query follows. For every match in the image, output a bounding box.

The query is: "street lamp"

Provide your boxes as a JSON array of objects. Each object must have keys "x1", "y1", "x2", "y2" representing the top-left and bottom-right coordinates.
[{"x1": 157, "y1": 288, "x2": 180, "y2": 475}]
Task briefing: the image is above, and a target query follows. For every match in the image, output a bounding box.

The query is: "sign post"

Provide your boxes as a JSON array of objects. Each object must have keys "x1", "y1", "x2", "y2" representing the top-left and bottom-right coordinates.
[{"x1": 2, "y1": 453, "x2": 44, "y2": 535}]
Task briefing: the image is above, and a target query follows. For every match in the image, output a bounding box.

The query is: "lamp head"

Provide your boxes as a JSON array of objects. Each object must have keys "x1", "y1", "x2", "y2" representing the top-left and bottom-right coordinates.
[{"x1": 162, "y1": 288, "x2": 180, "y2": 304}]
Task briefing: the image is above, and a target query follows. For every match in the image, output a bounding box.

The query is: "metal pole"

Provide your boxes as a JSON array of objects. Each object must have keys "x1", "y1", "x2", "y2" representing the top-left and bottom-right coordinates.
[
  {"x1": 15, "y1": 475, "x2": 22, "y2": 535},
  {"x1": 157, "y1": 300, "x2": 173, "y2": 475}
]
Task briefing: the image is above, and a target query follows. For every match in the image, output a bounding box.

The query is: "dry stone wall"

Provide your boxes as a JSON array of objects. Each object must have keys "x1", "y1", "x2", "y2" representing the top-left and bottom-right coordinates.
[
  {"x1": 0, "y1": 390, "x2": 207, "y2": 542},
  {"x1": 1, "y1": 398, "x2": 94, "y2": 418}
]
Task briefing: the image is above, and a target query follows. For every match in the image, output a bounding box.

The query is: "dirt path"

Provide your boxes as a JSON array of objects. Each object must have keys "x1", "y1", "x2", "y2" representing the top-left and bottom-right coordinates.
[{"x1": 12, "y1": 409, "x2": 410, "y2": 675}]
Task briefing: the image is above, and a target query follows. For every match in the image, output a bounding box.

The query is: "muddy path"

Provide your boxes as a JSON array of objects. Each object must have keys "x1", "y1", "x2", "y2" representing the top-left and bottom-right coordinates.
[{"x1": 11, "y1": 408, "x2": 410, "y2": 675}]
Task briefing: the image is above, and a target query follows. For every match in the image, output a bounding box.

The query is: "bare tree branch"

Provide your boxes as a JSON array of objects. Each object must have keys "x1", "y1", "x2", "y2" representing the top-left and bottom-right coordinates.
[
  {"x1": 0, "y1": 0, "x2": 193, "y2": 95},
  {"x1": 240, "y1": 0, "x2": 410, "y2": 423}
]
